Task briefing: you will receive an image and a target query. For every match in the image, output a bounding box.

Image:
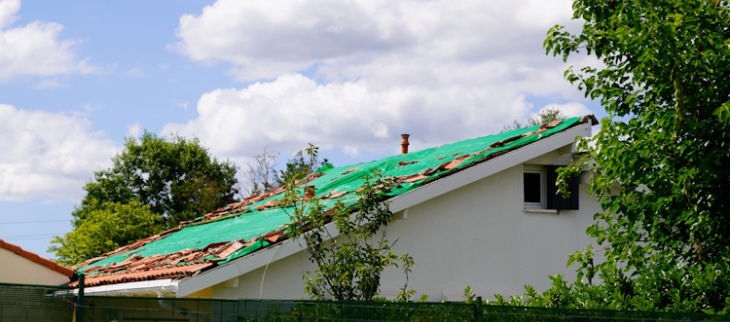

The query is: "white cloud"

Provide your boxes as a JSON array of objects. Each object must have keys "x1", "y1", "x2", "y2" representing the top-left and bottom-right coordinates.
[
  {"x1": 33, "y1": 78, "x2": 67, "y2": 89},
  {"x1": 0, "y1": 104, "x2": 117, "y2": 201},
  {"x1": 82, "y1": 104, "x2": 101, "y2": 112},
  {"x1": 175, "y1": 0, "x2": 584, "y2": 82},
  {"x1": 0, "y1": 0, "x2": 96, "y2": 80},
  {"x1": 174, "y1": 100, "x2": 189, "y2": 110},
  {"x1": 164, "y1": 73, "x2": 537, "y2": 156},
  {"x1": 121, "y1": 67, "x2": 145, "y2": 77},
  {"x1": 535, "y1": 102, "x2": 593, "y2": 119},
  {"x1": 126, "y1": 123, "x2": 142, "y2": 138},
  {"x1": 169, "y1": 0, "x2": 597, "y2": 157}
]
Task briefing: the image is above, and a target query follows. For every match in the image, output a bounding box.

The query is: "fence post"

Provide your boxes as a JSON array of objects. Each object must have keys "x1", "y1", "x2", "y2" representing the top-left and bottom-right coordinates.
[
  {"x1": 77, "y1": 274, "x2": 85, "y2": 322},
  {"x1": 475, "y1": 296, "x2": 483, "y2": 322}
]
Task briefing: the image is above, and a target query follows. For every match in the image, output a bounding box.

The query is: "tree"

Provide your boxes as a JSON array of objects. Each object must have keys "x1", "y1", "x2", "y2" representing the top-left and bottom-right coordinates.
[
  {"x1": 501, "y1": 107, "x2": 567, "y2": 132},
  {"x1": 49, "y1": 202, "x2": 164, "y2": 266},
  {"x1": 282, "y1": 171, "x2": 414, "y2": 301},
  {"x1": 72, "y1": 132, "x2": 238, "y2": 227},
  {"x1": 244, "y1": 149, "x2": 279, "y2": 196},
  {"x1": 51, "y1": 133, "x2": 239, "y2": 264},
  {"x1": 275, "y1": 144, "x2": 328, "y2": 187},
  {"x1": 523, "y1": 0, "x2": 730, "y2": 313},
  {"x1": 243, "y1": 144, "x2": 330, "y2": 197}
]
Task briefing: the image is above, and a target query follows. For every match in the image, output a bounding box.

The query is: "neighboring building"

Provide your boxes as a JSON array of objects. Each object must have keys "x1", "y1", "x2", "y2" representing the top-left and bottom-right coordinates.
[
  {"x1": 0, "y1": 239, "x2": 73, "y2": 286},
  {"x1": 71, "y1": 115, "x2": 600, "y2": 301}
]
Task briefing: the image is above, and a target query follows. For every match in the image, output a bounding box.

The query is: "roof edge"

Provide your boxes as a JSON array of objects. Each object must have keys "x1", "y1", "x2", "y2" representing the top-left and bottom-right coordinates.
[
  {"x1": 0, "y1": 238, "x2": 74, "y2": 278},
  {"x1": 389, "y1": 119, "x2": 592, "y2": 212},
  {"x1": 62, "y1": 279, "x2": 178, "y2": 297},
  {"x1": 176, "y1": 120, "x2": 593, "y2": 297}
]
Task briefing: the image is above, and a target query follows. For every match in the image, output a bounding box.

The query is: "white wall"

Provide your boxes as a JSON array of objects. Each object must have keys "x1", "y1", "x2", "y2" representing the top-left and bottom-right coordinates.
[
  {"x1": 211, "y1": 149, "x2": 602, "y2": 301},
  {"x1": 0, "y1": 248, "x2": 70, "y2": 285}
]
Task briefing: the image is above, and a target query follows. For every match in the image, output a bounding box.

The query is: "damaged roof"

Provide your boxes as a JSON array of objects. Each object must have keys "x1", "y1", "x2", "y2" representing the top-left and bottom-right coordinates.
[{"x1": 71, "y1": 115, "x2": 597, "y2": 288}]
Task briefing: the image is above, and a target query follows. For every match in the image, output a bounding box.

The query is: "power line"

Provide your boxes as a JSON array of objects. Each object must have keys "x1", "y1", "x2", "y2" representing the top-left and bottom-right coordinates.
[
  {"x1": 3, "y1": 235, "x2": 58, "y2": 241},
  {"x1": 2, "y1": 233, "x2": 60, "y2": 239},
  {"x1": 0, "y1": 220, "x2": 68, "y2": 225}
]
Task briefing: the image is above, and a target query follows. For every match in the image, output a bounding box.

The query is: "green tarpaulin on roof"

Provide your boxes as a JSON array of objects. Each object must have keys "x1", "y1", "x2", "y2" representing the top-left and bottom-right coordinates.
[{"x1": 78, "y1": 117, "x2": 584, "y2": 273}]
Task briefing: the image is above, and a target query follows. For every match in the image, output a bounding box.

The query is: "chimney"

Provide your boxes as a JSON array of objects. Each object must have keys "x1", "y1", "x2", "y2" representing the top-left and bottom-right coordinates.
[
  {"x1": 401, "y1": 134, "x2": 410, "y2": 155},
  {"x1": 304, "y1": 186, "x2": 315, "y2": 200}
]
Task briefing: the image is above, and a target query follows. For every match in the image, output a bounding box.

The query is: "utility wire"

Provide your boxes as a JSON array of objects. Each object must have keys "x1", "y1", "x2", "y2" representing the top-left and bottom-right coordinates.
[
  {"x1": 0, "y1": 219, "x2": 68, "y2": 225},
  {"x1": 3, "y1": 235, "x2": 58, "y2": 241},
  {"x1": 2, "y1": 233, "x2": 60, "y2": 239}
]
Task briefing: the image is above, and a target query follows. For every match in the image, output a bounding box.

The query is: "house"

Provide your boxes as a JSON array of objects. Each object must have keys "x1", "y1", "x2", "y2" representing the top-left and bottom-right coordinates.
[
  {"x1": 70, "y1": 115, "x2": 601, "y2": 301},
  {"x1": 0, "y1": 238, "x2": 73, "y2": 286}
]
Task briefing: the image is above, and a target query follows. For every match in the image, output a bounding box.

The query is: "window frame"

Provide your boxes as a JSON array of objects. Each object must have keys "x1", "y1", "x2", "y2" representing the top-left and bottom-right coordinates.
[{"x1": 523, "y1": 165, "x2": 546, "y2": 209}]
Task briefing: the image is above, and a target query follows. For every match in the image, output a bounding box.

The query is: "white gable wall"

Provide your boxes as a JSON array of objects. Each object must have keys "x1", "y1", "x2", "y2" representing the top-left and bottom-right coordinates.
[
  {"x1": 0, "y1": 247, "x2": 70, "y2": 286},
  {"x1": 210, "y1": 147, "x2": 601, "y2": 301}
]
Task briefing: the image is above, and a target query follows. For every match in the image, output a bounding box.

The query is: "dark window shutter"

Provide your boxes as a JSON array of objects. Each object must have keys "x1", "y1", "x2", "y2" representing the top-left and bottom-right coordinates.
[{"x1": 546, "y1": 165, "x2": 579, "y2": 210}]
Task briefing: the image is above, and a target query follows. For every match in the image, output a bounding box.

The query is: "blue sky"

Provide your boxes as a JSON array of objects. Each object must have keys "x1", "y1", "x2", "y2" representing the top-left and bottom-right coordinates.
[{"x1": 0, "y1": 0, "x2": 603, "y2": 258}]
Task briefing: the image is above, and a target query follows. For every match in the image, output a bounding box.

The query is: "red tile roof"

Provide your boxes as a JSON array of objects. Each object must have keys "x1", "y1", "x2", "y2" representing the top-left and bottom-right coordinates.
[
  {"x1": 0, "y1": 238, "x2": 74, "y2": 278},
  {"x1": 70, "y1": 116, "x2": 598, "y2": 290},
  {"x1": 68, "y1": 263, "x2": 212, "y2": 288}
]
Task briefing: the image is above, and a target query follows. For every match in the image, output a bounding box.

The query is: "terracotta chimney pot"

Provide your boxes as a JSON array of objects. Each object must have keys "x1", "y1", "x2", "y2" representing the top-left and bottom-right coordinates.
[
  {"x1": 401, "y1": 134, "x2": 410, "y2": 155},
  {"x1": 304, "y1": 186, "x2": 315, "y2": 200}
]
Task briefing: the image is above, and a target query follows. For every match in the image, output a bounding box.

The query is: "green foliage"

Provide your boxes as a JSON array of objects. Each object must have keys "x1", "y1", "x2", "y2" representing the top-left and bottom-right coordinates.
[
  {"x1": 51, "y1": 132, "x2": 238, "y2": 265},
  {"x1": 539, "y1": 0, "x2": 730, "y2": 313},
  {"x1": 48, "y1": 202, "x2": 164, "y2": 266},
  {"x1": 463, "y1": 285, "x2": 479, "y2": 304},
  {"x1": 275, "y1": 144, "x2": 328, "y2": 187},
  {"x1": 73, "y1": 132, "x2": 238, "y2": 227},
  {"x1": 501, "y1": 107, "x2": 567, "y2": 132},
  {"x1": 487, "y1": 266, "x2": 730, "y2": 314},
  {"x1": 282, "y1": 171, "x2": 414, "y2": 301},
  {"x1": 235, "y1": 300, "x2": 475, "y2": 321}
]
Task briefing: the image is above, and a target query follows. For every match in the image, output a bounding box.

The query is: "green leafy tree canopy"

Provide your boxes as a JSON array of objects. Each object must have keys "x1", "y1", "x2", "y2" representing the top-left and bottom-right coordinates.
[
  {"x1": 275, "y1": 144, "x2": 328, "y2": 187},
  {"x1": 49, "y1": 202, "x2": 164, "y2": 266},
  {"x1": 73, "y1": 132, "x2": 239, "y2": 227},
  {"x1": 519, "y1": 0, "x2": 730, "y2": 313},
  {"x1": 51, "y1": 133, "x2": 238, "y2": 265}
]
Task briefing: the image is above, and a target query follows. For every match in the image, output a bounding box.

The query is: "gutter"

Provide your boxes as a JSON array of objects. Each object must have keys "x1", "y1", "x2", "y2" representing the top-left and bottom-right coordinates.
[{"x1": 61, "y1": 279, "x2": 179, "y2": 297}]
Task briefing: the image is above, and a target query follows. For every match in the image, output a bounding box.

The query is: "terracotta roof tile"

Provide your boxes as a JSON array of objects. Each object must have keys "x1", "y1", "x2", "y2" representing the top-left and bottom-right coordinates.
[
  {"x1": 70, "y1": 263, "x2": 213, "y2": 287},
  {"x1": 70, "y1": 116, "x2": 597, "y2": 289}
]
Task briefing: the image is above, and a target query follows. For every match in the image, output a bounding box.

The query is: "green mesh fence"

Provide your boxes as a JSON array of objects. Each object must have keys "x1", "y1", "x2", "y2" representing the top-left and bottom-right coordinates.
[
  {"x1": 0, "y1": 283, "x2": 74, "y2": 321},
  {"x1": 2, "y1": 283, "x2": 730, "y2": 322}
]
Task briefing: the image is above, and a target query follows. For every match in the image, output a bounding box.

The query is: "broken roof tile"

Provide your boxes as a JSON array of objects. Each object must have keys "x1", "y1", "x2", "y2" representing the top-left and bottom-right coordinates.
[
  {"x1": 341, "y1": 167, "x2": 358, "y2": 175},
  {"x1": 71, "y1": 116, "x2": 596, "y2": 288}
]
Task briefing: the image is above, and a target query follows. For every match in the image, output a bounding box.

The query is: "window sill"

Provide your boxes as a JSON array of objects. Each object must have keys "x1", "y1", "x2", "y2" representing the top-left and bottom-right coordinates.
[{"x1": 523, "y1": 208, "x2": 558, "y2": 214}]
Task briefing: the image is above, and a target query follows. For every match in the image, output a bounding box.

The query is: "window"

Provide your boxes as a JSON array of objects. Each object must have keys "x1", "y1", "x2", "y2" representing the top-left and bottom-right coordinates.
[
  {"x1": 524, "y1": 165, "x2": 579, "y2": 211},
  {"x1": 523, "y1": 167, "x2": 545, "y2": 209}
]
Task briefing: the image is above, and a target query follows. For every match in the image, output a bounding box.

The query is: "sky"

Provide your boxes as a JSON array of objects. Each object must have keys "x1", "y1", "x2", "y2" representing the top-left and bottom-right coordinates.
[{"x1": 0, "y1": 0, "x2": 603, "y2": 258}]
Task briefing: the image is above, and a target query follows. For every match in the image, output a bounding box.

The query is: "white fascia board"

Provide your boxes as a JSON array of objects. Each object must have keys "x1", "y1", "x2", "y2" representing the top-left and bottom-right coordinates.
[
  {"x1": 58, "y1": 279, "x2": 178, "y2": 297},
  {"x1": 176, "y1": 122, "x2": 591, "y2": 298},
  {"x1": 177, "y1": 223, "x2": 341, "y2": 298}
]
